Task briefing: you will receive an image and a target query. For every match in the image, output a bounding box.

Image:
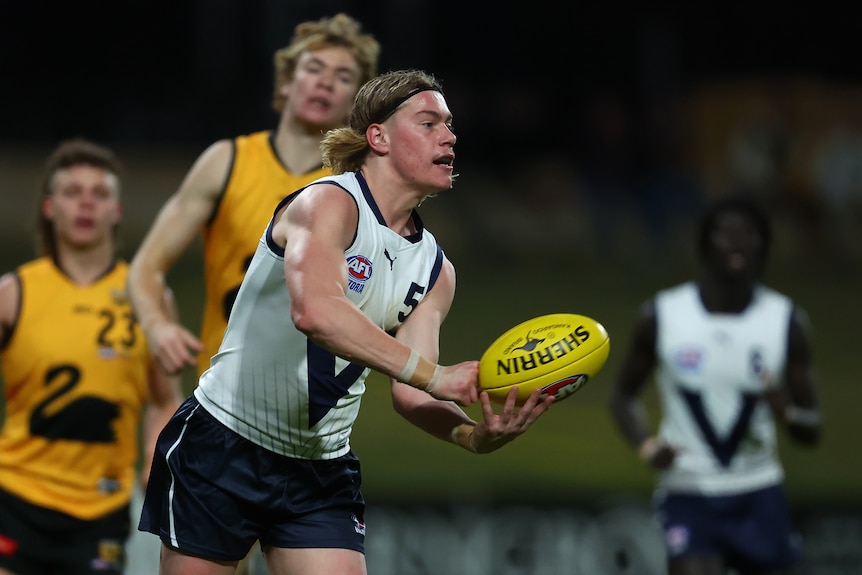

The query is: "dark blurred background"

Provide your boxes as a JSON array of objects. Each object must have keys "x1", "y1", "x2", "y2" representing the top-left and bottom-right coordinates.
[
  {"x1": 3, "y1": 1, "x2": 861, "y2": 265},
  {"x1": 2, "y1": 2, "x2": 861, "y2": 573}
]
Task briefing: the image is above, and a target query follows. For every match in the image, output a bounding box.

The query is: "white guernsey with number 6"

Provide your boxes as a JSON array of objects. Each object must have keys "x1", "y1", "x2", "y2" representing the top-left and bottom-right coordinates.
[{"x1": 478, "y1": 313, "x2": 610, "y2": 405}]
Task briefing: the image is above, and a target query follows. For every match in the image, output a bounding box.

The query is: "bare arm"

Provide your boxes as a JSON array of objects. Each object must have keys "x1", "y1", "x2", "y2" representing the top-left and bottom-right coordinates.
[
  {"x1": 0, "y1": 272, "x2": 20, "y2": 350},
  {"x1": 127, "y1": 140, "x2": 233, "y2": 373},
  {"x1": 274, "y1": 183, "x2": 478, "y2": 406},
  {"x1": 139, "y1": 286, "x2": 185, "y2": 491},
  {"x1": 762, "y1": 307, "x2": 821, "y2": 445},
  {"x1": 609, "y1": 300, "x2": 676, "y2": 468}
]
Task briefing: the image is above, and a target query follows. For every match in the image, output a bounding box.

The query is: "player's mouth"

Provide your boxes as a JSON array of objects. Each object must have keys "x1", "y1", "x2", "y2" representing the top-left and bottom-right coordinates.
[
  {"x1": 727, "y1": 252, "x2": 746, "y2": 270},
  {"x1": 433, "y1": 155, "x2": 454, "y2": 169},
  {"x1": 307, "y1": 97, "x2": 332, "y2": 110}
]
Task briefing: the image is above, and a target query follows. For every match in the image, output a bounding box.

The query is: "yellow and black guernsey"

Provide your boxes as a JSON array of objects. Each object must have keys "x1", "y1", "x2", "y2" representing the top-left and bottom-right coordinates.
[
  {"x1": 199, "y1": 130, "x2": 330, "y2": 375},
  {"x1": 0, "y1": 257, "x2": 150, "y2": 520}
]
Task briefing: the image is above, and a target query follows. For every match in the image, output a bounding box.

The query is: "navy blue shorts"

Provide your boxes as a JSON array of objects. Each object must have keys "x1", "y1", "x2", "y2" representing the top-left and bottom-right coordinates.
[
  {"x1": 0, "y1": 485, "x2": 130, "y2": 574},
  {"x1": 138, "y1": 395, "x2": 366, "y2": 561},
  {"x1": 654, "y1": 484, "x2": 802, "y2": 572}
]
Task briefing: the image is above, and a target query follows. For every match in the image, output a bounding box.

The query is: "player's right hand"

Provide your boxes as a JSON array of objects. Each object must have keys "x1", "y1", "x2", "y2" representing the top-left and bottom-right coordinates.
[
  {"x1": 146, "y1": 321, "x2": 204, "y2": 375},
  {"x1": 639, "y1": 437, "x2": 679, "y2": 470},
  {"x1": 649, "y1": 444, "x2": 678, "y2": 470},
  {"x1": 469, "y1": 387, "x2": 554, "y2": 453},
  {"x1": 429, "y1": 360, "x2": 480, "y2": 406}
]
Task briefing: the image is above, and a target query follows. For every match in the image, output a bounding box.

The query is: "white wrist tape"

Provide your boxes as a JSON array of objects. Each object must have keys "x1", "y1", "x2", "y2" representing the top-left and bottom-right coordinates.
[
  {"x1": 398, "y1": 349, "x2": 421, "y2": 383},
  {"x1": 426, "y1": 365, "x2": 442, "y2": 394},
  {"x1": 450, "y1": 423, "x2": 478, "y2": 453},
  {"x1": 398, "y1": 348, "x2": 440, "y2": 393}
]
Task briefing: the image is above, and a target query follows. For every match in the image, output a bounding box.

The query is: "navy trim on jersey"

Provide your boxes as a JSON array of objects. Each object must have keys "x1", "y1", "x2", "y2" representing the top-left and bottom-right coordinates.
[
  {"x1": 356, "y1": 171, "x2": 385, "y2": 226},
  {"x1": 265, "y1": 192, "x2": 296, "y2": 257},
  {"x1": 265, "y1": 216, "x2": 283, "y2": 256},
  {"x1": 356, "y1": 170, "x2": 426, "y2": 244},
  {"x1": 403, "y1": 210, "x2": 426, "y2": 244},
  {"x1": 271, "y1": 190, "x2": 298, "y2": 219},
  {"x1": 428, "y1": 245, "x2": 444, "y2": 292}
]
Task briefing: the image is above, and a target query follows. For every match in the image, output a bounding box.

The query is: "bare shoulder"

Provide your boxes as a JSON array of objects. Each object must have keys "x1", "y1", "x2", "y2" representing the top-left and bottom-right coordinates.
[
  {"x1": 197, "y1": 138, "x2": 234, "y2": 166},
  {"x1": 273, "y1": 182, "x2": 358, "y2": 246},
  {"x1": 421, "y1": 255, "x2": 456, "y2": 311},
  {"x1": 0, "y1": 271, "x2": 21, "y2": 344},
  {"x1": 177, "y1": 138, "x2": 236, "y2": 201},
  {"x1": 285, "y1": 182, "x2": 358, "y2": 224},
  {"x1": 0, "y1": 271, "x2": 20, "y2": 304},
  {"x1": 638, "y1": 297, "x2": 658, "y2": 324},
  {"x1": 788, "y1": 304, "x2": 814, "y2": 356},
  {"x1": 150, "y1": 138, "x2": 237, "y2": 232},
  {"x1": 436, "y1": 256, "x2": 457, "y2": 292},
  {"x1": 627, "y1": 297, "x2": 659, "y2": 349}
]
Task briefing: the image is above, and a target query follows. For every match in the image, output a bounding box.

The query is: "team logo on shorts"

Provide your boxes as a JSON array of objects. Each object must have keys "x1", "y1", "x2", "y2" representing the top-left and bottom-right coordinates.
[
  {"x1": 346, "y1": 255, "x2": 373, "y2": 294},
  {"x1": 0, "y1": 533, "x2": 19, "y2": 556},
  {"x1": 352, "y1": 513, "x2": 366, "y2": 536},
  {"x1": 666, "y1": 525, "x2": 690, "y2": 556},
  {"x1": 91, "y1": 539, "x2": 124, "y2": 570}
]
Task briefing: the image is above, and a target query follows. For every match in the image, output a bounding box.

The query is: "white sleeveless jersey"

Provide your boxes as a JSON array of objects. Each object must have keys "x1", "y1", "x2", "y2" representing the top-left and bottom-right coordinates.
[
  {"x1": 195, "y1": 171, "x2": 444, "y2": 460},
  {"x1": 653, "y1": 281, "x2": 792, "y2": 495}
]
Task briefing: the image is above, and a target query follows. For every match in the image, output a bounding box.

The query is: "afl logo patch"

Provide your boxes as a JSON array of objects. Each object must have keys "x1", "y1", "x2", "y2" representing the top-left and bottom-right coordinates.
[
  {"x1": 673, "y1": 347, "x2": 703, "y2": 371},
  {"x1": 346, "y1": 255, "x2": 373, "y2": 294},
  {"x1": 346, "y1": 255, "x2": 373, "y2": 281}
]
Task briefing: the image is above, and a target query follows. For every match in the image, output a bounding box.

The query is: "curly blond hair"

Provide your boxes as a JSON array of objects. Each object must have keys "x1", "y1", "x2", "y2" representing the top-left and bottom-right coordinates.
[{"x1": 271, "y1": 13, "x2": 381, "y2": 114}]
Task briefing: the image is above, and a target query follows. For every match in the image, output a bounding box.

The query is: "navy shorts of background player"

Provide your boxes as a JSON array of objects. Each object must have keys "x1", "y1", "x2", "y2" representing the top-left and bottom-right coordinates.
[{"x1": 655, "y1": 484, "x2": 802, "y2": 571}]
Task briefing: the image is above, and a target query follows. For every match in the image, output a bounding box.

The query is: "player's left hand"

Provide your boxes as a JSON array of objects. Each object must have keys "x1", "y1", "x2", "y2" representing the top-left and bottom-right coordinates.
[
  {"x1": 757, "y1": 368, "x2": 789, "y2": 418},
  {"x1": 469, "y1": 387, "x2": 553, "y2": 454}
]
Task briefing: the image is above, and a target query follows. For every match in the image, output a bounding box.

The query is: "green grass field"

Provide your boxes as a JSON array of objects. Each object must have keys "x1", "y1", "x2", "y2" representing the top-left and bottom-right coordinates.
[{"x1": 160, "y1": 247, "x2": 862, "y2": 510}]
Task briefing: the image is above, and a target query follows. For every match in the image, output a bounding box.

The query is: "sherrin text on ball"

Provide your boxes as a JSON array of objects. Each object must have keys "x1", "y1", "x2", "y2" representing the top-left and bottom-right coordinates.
[{"x1": 478, "y1": 313, "x2": 610, "y2": 405}]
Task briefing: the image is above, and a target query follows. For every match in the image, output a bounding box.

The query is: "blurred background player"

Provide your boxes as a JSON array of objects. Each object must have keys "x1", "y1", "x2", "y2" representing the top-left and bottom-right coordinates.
[
  {"x1": 139, "y1": 69, "x2": 554, "y2": 575},
  {"x1": 610, "y1": 194, "x2": 822, "y2": 575},
  {"x1": 127, "y1": 13, "x2": 381, "y2": 378},
  {"x1": 0, "y1": 139, "x2": 183, "y2": 575}
]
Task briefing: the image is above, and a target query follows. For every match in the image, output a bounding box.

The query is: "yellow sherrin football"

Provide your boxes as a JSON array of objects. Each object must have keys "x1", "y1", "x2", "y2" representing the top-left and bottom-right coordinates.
[{"x1": 478, "y1": 313, "x2": 610, "y2": 405}]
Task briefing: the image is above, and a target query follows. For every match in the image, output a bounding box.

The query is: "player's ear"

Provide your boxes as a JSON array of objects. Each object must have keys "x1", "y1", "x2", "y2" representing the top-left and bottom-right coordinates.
[
  {"x1": 41, "y1": 195, "x2": 54, "y2": 220},
  {"x1": 366, "y1": 123, "x2": 389, "y2": 154},
  {"x1": 278, "y1": 78, "x2": 291, "y2": 100}
]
